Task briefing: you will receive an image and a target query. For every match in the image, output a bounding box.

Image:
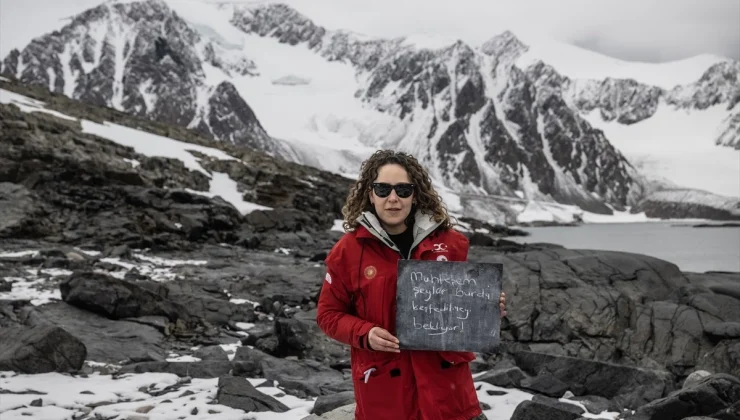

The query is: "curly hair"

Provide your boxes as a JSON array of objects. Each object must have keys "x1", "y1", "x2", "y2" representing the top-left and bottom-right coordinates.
[{"x1": 341, "y1": 149, "x2": 453, "y2": 232}]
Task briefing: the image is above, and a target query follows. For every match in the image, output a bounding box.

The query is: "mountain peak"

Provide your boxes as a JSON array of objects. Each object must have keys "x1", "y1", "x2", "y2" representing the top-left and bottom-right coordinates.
[
  {"x1": 73, "y1": 0, "x2": 171, "y2": 21},
  {"x1": 480, "y1": 30, "x2": 528, "y2": 59},
  {"x1": 230, "y1": 2, "x2": 326, "y2": 47}
]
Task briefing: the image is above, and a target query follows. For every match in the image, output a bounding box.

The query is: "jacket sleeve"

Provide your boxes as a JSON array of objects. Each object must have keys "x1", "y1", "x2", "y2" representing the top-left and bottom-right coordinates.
[{"x1": 316, "y1": 244, "x2": 377, "y2": 349}]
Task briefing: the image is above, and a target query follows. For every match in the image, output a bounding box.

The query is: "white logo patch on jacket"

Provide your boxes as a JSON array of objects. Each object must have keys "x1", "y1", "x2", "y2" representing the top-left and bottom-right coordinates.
[
  {"x1": 325, "y1": 272, "x2": 332, "y2": 284},
  {"x1": 432, "y1": 243, "x2": 448, "y2": 253}
]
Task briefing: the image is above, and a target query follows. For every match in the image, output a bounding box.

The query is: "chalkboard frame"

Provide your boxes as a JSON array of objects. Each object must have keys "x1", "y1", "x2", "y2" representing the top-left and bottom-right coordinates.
[{"x1": 395, "y1": 259, "x2": 503, "y2": 354}]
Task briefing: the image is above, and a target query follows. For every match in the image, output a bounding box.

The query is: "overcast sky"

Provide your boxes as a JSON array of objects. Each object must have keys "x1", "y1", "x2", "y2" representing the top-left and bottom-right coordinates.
[{"x1": 1, "y1": 0, "x2": 738, "y2": 62}]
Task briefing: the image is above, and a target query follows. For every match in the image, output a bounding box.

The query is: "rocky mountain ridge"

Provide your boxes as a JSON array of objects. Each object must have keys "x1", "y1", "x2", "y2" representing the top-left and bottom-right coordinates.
[
  {"x1": 0, "y1": 77, "x2": 355, "y2": 253},
  {"x1": 567, "y1": 60, "x2": 740, "y2": 125},
  {"x1": 2, "y1": 0, "x2": 739, "y2": 223},
  {"x1": 228, "y1": 2, "x2": 739, "y2": 146},
  {"x1": 0, "y1": 0, "x2": 286, "y2": 156},
  {"x1": 1, "y1": 72, "x2": 739, "y2": 420}
]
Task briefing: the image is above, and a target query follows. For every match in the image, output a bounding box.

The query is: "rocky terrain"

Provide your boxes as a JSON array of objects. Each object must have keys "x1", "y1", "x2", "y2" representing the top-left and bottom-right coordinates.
[
  {"x1": 3, "y1": 0, "x2": 738, "y2": 223},
  {"x1": 1, "y1": 77, "x2": 739, "y2": 419}
]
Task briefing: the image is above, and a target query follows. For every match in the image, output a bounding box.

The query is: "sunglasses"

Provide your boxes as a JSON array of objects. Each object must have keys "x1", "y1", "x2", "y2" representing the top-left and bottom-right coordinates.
[{"x1": 372, "y1": 182, "x2": 415, "y2": 198}]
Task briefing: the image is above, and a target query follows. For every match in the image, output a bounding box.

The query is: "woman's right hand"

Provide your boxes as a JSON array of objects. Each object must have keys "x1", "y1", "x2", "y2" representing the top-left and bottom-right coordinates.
[{"x1": 368, "y1": 327, "x2": 400, "y2": 352}]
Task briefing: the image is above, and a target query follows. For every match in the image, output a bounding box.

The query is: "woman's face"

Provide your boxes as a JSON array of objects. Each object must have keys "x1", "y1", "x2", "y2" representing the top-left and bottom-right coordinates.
[{"x1": 369, "y1": 163, "x2": 415, "y2": 235}]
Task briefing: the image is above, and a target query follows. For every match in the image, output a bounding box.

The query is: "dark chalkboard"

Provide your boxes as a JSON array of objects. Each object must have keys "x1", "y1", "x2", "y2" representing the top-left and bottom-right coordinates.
[{"x1": 395, "y1": 259, "x2": 503, "y2": 353}]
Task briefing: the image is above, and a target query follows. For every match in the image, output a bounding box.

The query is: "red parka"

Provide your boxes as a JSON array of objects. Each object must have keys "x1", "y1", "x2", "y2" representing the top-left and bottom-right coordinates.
[{"x1": 316, "y1": 211, "x2": 482, "y2": 420}]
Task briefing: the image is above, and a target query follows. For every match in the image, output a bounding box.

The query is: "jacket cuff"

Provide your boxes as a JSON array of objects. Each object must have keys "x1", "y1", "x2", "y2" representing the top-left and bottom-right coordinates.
[{"x1": 354, "y1": 322, "x2": 377, "y2": 349}]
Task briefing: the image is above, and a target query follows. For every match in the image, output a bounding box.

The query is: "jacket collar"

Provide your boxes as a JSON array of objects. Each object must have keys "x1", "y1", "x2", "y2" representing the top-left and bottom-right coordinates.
[{"x1": 356, "y1": 209, "x2": 443, "y2": 258}]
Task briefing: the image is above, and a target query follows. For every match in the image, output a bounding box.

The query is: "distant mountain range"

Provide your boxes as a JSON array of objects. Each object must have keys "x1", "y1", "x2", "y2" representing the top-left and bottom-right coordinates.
[{"x1": 2, "y1": 0, "x2": 738, "y2": 222}]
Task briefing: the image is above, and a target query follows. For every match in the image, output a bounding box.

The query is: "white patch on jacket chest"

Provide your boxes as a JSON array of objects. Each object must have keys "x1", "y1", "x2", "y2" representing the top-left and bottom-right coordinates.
[{"x1": 432, "y1": 243, "x2": 448, "y2": 253}]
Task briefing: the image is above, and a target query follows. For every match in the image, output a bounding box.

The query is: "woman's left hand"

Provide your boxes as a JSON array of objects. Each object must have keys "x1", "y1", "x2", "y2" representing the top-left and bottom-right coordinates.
[{"x1": 499, "y1": 292, "x2": 507, "y2": 318}]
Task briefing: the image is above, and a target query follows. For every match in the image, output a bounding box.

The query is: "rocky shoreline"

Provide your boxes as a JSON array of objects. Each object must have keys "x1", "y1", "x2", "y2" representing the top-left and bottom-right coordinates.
[
  {"x1": 1, "y1": 239, "x2": 738, "y2": 419},
  {"x1": 1, "y1": 79, "x2": 738, "y2": 419}
]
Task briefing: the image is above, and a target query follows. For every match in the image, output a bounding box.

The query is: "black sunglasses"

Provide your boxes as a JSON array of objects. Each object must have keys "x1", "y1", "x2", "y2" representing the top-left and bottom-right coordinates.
[{"x1": 372, "y1": 182, "x2": 415, "y2": 198}]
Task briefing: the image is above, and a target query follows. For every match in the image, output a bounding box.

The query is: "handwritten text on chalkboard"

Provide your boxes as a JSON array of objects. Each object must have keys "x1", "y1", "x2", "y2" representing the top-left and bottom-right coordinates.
[{"x1": 396, "y1": 260, "x2": 502, "y2": 353}]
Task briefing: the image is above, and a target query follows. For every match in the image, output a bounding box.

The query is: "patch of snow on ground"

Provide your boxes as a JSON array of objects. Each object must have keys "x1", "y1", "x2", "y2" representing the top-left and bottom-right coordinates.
[
  {"x1": 331, "y1": 219, "x2": 345, "y2": 232},
  {"x1": 218, "y1": 343, "x2": 242, "y2": 361},
  {"x1": 516, "y1": 200, "x2": 680, "y2": 224},
  {"x1": 73, "y1": 247, "x2": 101, "y2": 256},
  {"x1": 0, "y1": 268, "x2": 72, "y2": 306},
  {"x1": 0, "y1": 371, "x2": 314, "y2": 420},
  {"x1": 516, "y1": 200, "x2": 581, "y2": 224},
  {"x1": 229, "y1": 298, "x2": 260, "y2": 306},
  {"x1": 0, "y1": 250, "x2": 39, "y2": 258},
  {"x1": 185, "y1": 172, "x2": 273, "y2": 215},
  {"x1": 0, "y1": 369, "x2": 621, "y2": 420},
  {"x1": 472, "y1": 380, "x2": 619, "y2": 419},
  {"x1": 272, "y1": 75, "x2": 311, "y2": 85},
  {"x1": 473, "y1": 381, "x2": 533, "y2": 419},
  {"x1": 580, "y1": 208, "x2": 651, "y2": 223},
  {"x1": 235, "y1": 322, "x2": 255, "y2": 331},
  {"x1": 0, "y1": 88, "x2": 76, "y2": 121},
  {"x1": 559, "y1": 398, "x2": 620, "y2": 419},
  {"x1": 80, "y1": 120, "x2": 236, "y2": 176},
  {"x1": 166, "y1": 354, "x2": 202, "y2": 362},
  {"x1": 97, "y1": 253, "x2": 207, "y2": 282},
  {"x1": 132, "y1": 253, "x2": 208, "y2": 267}
]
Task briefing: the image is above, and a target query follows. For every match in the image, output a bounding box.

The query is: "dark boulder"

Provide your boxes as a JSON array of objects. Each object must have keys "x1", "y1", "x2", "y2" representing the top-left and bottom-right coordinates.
[
  {"x1": 0, "y1": 325, "x2": 86, "y2": 373},
  {"x1": 216, "y1": 376, "x2": 290, "y2": 413},
  {"x1": 628, "y1": 374, "x2": 740, "y2": 420},
  {"x1": 60, "y1": 271, "x2": 190, "y2": 322},
  {"x1": 511, "y1": 351, "x2": 673, "y2": 409}
]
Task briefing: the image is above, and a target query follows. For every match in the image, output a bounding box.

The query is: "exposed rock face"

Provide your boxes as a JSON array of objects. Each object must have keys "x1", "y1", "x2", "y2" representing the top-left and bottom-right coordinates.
[
  {"x1": 0, "y1": 23, "x2": 738, "y2": 419},
  {"x1": 567, "y1": 78, "x2": 663, "y2": 125},
  {"x1": 0, "y1": 182, "x2": 52, "y2": 238},
  {"x1": 511, "y1": 351, "x2": 673, "y2": 409},
  {"x1": 627, "y1": 374, "x2": 740, "y2": 420},
  {"x1": 565, "y1": 61, "x2": 740, "y2": 141},
  {"x1": 630, "y1": 189, "x2": 740, "y2": 220},
  {"x1": 1, "y1": 219, "x2": 738, "y2": 418},
  {"x1": 58, "y1": 269, "x2": 259, "y2": 329},
  {"x1": 469, "y1": 246, "x2": 740, "y2": 377},
  {"x1": 60, "y1": 271, "x2": 194, "y2": 322},
  {"x1": 231, "y1": 3, "x2": 326, "y2": 48},
  {"x1": 231, "y1": 346, "x2": 348, "y2": 398},
  {"x1": 0, "y1": 81, "x2": 353, "y2": 252},
  {"x1": 216, "y1": 376, "x2": 290, "y2": 413},
  {"x1": 0, "y1": 325, "x2": 87, "y2": 373},
  {"x1": 348, "y1": 33, "x2": 634, "y2": 214},
  {"x1": 227, "y1": 6, "x2": 738, "y2": 215},
  {"x1": 666, "y1": 62, "x2": 740, "y2": 111},
  {"x1": 20, "y1": 302, "x2": 168, "y2": 364},
  {"x1": 4, "y1": 1, "x2": 738, "y2": 220},
  {"x1": 717, "y1": 110, "x2": 740, "y2": 148},
  {"x1": 0, "y1": 0, "x2": 280, "y2": 153},
  {"x1": 510, "y1": 398, "x2": 584, "y2": 420}
]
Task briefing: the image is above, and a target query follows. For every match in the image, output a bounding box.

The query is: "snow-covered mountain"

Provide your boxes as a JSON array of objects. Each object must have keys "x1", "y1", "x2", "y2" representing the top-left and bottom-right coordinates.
[
  {"x1": 2, "y1": 0, "x2": 738, "y2": 222},
  {"x1": 0, "y1": 0, "x2": 287, "y2": 156}
]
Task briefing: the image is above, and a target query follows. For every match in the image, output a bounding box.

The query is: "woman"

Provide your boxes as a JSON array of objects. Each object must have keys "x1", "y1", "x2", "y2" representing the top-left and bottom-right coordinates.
[{"x1": 316, "y1": 149, "x2": 507, "y2": 420}]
